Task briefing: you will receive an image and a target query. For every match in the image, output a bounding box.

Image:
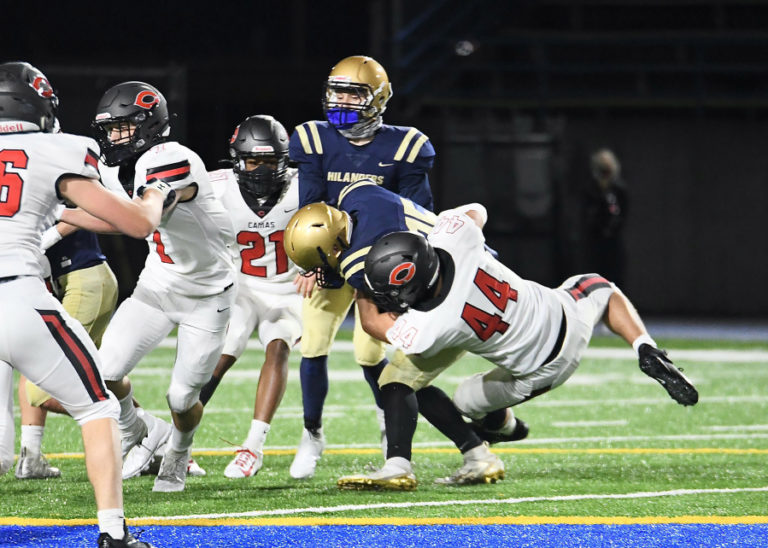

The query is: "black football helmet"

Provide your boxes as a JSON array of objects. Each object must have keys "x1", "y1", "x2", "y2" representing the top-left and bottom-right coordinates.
[
  {"x1": 364, "y1": 231, "x2": 440, "y2": 313},
  {"x1": 229, "y1": 115, "x2": 290, "y2": 200},
  {"x1": 91, "y1": 81, "x2": 170, "y2": 166},
  {"x1": 0, "y1": 61, "x2": 58, "y2": 133}
]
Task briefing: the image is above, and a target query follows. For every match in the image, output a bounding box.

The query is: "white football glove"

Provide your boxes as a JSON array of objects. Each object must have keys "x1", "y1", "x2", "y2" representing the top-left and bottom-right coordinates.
[{"x1": 137, "y1": 179, "x2": 177, "y2": 209}]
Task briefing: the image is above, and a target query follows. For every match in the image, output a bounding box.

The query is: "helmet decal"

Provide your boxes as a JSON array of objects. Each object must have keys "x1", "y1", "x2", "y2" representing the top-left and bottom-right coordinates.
[
  {"x1": 389, "y1": 262, "x2": 416, "y2": 285},
  {"x1": 32, "y1": 76, "x2": 54, "y2": 98},
  {"x1": 134, "y1": 90, "x2": 160, "y2": 109}
]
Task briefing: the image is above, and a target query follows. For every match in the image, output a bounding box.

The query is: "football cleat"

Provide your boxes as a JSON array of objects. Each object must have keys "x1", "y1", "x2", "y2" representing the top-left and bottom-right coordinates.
[
  {"x1": 152, "y1": 448, "x2": 189, "y2": 492},
  {"x1": 337, "y1": 456, "x2": 417, "y2": 491},
  {"x1": 289, "y1": 428, "x2": 325, "y2": 479},
  {"x1": 187, "y1": 458, "x2": 206, "y2": 477},
  {"x1": 471, "y1": 414, "x2": 529, "y2": 446},
  {"x1": 14, "y1": 447, "x2": 61, "y2": 479},
  {"x1": 434, "y1": 443, "x2": 505, "y2": 486},
  {"x1": 97, "y1": 522, "x2": 155, "y2": 547},
  {"x1": 120, "y1": 418, "x2": 148, "y2": 461},
  {"x1": 638, "y1": 344, "x2": 699, "y2": 406},
  {"x1": 224, "y1": 448, "x2": 263, "y2": 479},
  {"x1": 122, "y1": 413, "x2": 172, "y2": 480}
]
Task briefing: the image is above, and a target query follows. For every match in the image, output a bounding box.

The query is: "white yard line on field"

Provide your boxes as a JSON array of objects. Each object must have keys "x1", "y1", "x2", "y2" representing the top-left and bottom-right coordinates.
[
  {"x1": 137, "y1": 485, "x2": 768, "y2": 520},
  {"x1": 158, "y1": 338, "x2": 768, "y2": 363}
]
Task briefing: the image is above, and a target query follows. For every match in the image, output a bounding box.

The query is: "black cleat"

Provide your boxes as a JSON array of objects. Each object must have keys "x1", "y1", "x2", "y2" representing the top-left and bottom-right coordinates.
[
  {"x1": 638, "y1": 343, "x2": 699, "y2": 406},
  {"x1": 471, "y1": 417, "x2": 529, "y2": 445},
  {"x1": 97, "y1": 523, "x2": 155, "y2": 547}
]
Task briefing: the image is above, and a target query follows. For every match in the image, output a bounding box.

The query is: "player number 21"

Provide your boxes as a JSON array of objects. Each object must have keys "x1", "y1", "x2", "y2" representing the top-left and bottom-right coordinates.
[
  {"x1": 238, "y1": 230, "x2": 289, "y2": 277},
  {"x1": 461, "y1": 268, "x2": 518, "y2": 341}
]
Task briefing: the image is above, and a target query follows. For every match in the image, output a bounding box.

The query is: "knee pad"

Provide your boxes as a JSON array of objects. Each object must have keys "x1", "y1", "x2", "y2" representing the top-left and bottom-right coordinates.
[{"x1": 166, "y1": 382, "x2": 198, "y2": 414}]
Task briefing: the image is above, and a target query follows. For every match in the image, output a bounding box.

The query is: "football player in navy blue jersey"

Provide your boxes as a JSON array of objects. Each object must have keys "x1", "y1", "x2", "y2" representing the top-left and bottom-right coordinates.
[
  {"x1": 287, "y1": 55, "x2": 437, "y2": 478},
  {"x1": 284, "y1": 181, "x2": 502, "y2": 487}
]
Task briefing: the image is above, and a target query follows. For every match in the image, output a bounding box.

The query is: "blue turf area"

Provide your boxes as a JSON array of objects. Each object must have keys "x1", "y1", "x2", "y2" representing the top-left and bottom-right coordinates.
[{"x1": 2, "y1": 524, "x2": 767, "y2": 547}]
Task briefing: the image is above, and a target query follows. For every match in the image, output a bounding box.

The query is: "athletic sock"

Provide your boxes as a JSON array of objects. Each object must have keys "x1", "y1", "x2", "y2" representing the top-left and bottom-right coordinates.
[
  {"x1": 381, "y1": 383, "x2": 418, "y2": 461},
  {"x1": 19, "y1": 425, "x2": 44, "y2": 455},
  {"x1": 416, "y1": 385, "x2": 483, "y2": 453},
  {"x1": 632, "y1": 334, "x2": 657, "y2": 356},
  {"x1": 97, "y1": 508, "x2": 125, "y2": 541},
  {"x1": 299, "y1": 356, "x2": 329, "y2": 431},
  {"x1": 361, "y1": 358, "x2": 387, "y2": 409},
  {"x1": 117, "y1": 388, "x2": 142, "y2": 440},
  {"x1": 169, "y1": 423, "x2": 198, "y2": 454},
  {"x1": 244, "y1": 419, "x2": 270, "y2": 453}
]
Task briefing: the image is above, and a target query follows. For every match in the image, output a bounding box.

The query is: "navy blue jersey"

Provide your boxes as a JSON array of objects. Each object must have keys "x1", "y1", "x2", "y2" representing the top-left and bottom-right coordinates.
[
  {"x1": 47, "y1": 230, "x2": 107, "y2": 279},
  {"x1": 337, "y1": 181, "x2": 436, "y2": 290},
  {"x1": 289, "y1": 121, "x2": 435, "y2": 211}
]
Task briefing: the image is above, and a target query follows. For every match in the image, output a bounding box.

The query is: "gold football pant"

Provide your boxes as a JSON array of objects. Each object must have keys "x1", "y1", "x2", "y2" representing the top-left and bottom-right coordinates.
[{"x1": 299, "y1": 282, "x2": 385, "y2": 366}]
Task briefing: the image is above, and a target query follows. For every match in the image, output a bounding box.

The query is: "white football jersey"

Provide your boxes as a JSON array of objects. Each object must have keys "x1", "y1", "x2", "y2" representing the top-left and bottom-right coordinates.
[
  {"x1": 0, "y1": 132, "x2": 100, "y2": 278},
  {"x1": 208, "y1": 168, "x2": 300, "y2": 294},
  {"x1": 386, "y1": 208, "x2": 564, "y2": 376},
  {"x1": 101, "y1": 141, "x2": 236, "y2": 297}
]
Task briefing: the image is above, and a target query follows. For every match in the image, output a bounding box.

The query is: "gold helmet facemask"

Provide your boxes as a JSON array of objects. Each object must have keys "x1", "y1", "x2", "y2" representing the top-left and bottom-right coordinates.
[
  {"x1": 284, "y1": 203, "x2": 352, "y2": 288},
  {"x1": 322, "y1": 55, "x2": 392, "y2": 140}
]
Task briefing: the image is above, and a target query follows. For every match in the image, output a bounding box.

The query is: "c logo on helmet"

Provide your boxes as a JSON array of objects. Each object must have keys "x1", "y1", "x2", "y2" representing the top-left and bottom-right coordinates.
[
  {"x1": 389, "y1": 262, "x2": 415, "y2": 286},
  {"x1": 134, "y1": 91, "x2": 159, "y2": 109},
  {"x1": 32, "y1": 77, "x2": 53, "y2": 98}
]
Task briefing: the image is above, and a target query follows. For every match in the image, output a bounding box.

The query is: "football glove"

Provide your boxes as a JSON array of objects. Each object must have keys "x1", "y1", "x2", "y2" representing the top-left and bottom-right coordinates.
[{"x1": 138, "y1": 180, "x2": 177, "y2": 209}]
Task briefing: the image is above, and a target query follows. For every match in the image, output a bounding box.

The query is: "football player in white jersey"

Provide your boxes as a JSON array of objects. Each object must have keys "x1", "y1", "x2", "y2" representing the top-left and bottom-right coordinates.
[
  {"x1": 0, "y1": 62, "x2": 168, "y2": 547},
  {"x1": 338, "y1": 204, "x2": 699, "y2": 489},
  {"x1": 194, "y1": 114, "x2": 302, "y2": 479},
  {"x1": 72, "y1": 81, "x2": 237, "y2": 493}
]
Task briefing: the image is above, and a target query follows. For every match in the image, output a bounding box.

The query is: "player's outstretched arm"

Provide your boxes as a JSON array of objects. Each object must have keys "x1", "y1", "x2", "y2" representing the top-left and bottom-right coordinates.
[
  {"x1": 59, "y1": 175, "x2": 164, "y2": 238},
  {"x1": 355, "y1": 291, "x2": 396, "y2": 342}
]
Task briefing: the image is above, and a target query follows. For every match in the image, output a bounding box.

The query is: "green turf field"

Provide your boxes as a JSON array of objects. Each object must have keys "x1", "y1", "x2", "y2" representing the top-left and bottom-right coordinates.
[{"x1": 2, "y1": 334, "x2": 767, "y2": 523}]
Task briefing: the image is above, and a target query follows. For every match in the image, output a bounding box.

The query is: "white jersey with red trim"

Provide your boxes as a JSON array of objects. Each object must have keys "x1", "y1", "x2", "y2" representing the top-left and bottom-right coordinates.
[
  {"x1": 385, "y1": 208, "x2": 564, "y2": 376},
  {"x1": 0, "y1": 132, "x2": 100, "y2": 278},
  {"x1": 208, "y1": 168, "x2": 300, "y2": 295},
  {"x1": 118, "y1": 141, "x2": 235, "y2": 296}
]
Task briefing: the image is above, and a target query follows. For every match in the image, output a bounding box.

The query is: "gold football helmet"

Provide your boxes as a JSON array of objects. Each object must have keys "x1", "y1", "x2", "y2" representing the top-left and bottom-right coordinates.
[
  {"x1": 284, "y1": 203, "x2": 351, "y2": 288},
  {"x1": 323, "y1": 55, "x2": 393, "y2": 140}
]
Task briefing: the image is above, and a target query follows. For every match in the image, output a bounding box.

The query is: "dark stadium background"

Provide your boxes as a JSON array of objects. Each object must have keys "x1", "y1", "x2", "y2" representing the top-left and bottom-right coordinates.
[{"x1": 3, "y1": 0, "x2": 767, "y2": 318}]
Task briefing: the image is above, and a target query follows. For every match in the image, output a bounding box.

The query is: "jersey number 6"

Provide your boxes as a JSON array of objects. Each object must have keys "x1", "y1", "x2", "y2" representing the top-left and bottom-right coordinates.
[{"x1": 0, "y1": 149, "x2": 28, "y2": 218}]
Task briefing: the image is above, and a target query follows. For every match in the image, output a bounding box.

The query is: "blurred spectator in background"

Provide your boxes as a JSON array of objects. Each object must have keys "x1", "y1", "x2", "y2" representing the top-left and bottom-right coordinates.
[{"x1": 584, "y1": 148, "x2": 628, "y2": 287}]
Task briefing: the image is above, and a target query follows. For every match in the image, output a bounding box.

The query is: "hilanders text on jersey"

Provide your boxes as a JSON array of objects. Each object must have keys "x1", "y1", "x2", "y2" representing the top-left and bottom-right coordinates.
[{"x1": 326, "y1": 172, "x2": 385, "y2": 185}]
